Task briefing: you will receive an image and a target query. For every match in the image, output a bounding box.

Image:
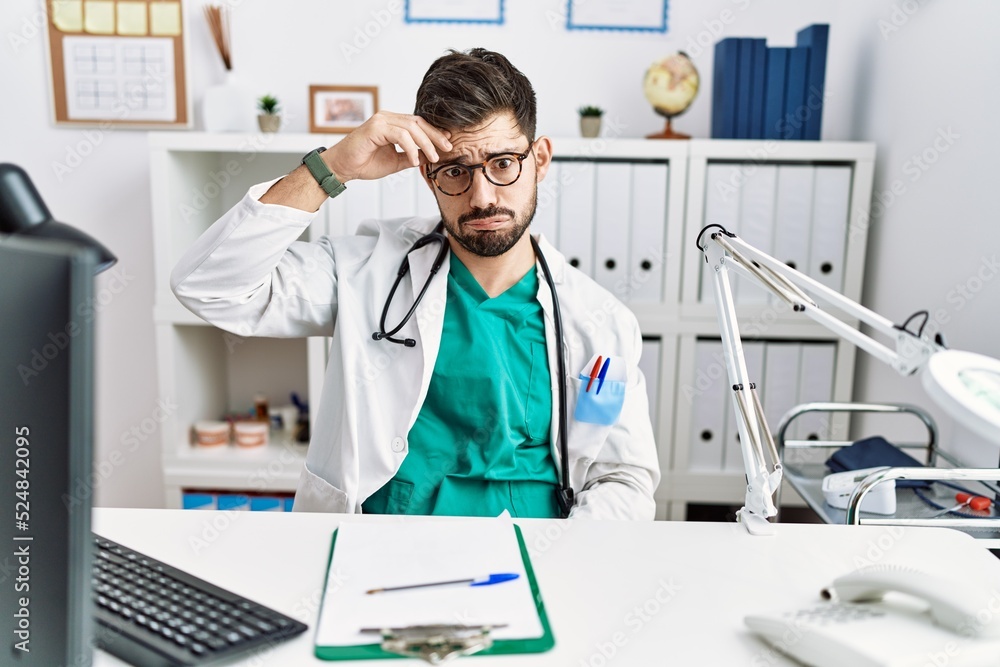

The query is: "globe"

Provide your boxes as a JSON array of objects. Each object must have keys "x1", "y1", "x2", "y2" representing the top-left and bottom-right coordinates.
[{"x1": 643, "y1": 52, "x2": 699, "y2": 139}]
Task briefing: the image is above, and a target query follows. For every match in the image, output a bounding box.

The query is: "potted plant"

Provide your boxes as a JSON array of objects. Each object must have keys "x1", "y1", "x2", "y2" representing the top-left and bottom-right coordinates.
[
  {"x1": 578, "y1": 105, "x2": 604, "y2": 138},
  {"x1": 257, "y1": 94, "x2": 281, "y2": 133}
]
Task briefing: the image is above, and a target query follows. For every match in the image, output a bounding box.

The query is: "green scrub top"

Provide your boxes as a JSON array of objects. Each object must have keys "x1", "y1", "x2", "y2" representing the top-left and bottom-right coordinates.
[{"x1": 363, "y1": 252, "x2": 560, "y2": 518}]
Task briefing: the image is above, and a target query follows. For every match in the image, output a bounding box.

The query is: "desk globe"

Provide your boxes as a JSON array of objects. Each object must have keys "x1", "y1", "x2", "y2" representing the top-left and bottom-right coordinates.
[{"x1": 643, "y1": 52, "x2": 699, "y2": 139}]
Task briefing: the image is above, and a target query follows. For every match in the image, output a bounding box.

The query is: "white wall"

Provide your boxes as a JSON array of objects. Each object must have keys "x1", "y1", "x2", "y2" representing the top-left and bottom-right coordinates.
[{"x1": 3, "y1": 0, "x2": 997, "y2": 508}]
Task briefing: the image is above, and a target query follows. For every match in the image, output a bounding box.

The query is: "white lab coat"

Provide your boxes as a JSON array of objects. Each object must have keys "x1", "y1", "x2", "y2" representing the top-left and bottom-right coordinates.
[{"x1": 171, "y1": 180, "x2": 660, "y2": 520}]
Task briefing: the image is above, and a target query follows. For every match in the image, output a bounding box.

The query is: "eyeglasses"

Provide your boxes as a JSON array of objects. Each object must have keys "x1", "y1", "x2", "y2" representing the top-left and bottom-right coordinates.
[{"x1": 425, "y1": 141, "x2": 534, "y2": 196}]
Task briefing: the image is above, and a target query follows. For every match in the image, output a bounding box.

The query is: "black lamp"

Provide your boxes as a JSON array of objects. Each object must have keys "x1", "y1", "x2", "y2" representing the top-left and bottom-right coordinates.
[{"x1": 0, "y1": 163, "x2": 117, "y2": 273}]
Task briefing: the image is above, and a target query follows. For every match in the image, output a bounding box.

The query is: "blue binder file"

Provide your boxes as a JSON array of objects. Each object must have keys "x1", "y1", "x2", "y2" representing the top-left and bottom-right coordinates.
[
  {"x1": 762, "y1": 47, "x2": 789, "y2": 140},
  {"x1": 735, "y1": 39, "x2": 760, "y2": 139},
  {"x1": 712, "y1": 38, "x2": 741, "y2": 138},
  {"x1": 782, "y1": 46, "x2": 811, "y2": 140},
  {"x1": 748, "y1": 39, "x2": 767, "y2": 139},
  {"x1": 796, "y1": 24, "x2": 829, "y2": 140}
]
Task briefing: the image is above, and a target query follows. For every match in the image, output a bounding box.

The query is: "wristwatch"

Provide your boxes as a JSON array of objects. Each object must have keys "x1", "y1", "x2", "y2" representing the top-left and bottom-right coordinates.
[{"x1": 301, "y1": 147, "x2": 346, "y2": 198}]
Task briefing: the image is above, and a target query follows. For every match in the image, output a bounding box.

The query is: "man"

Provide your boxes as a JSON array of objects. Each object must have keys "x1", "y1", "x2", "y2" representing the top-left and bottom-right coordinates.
[{"x1": 171, "y1": 48, "x2": 659, "y2": 520}]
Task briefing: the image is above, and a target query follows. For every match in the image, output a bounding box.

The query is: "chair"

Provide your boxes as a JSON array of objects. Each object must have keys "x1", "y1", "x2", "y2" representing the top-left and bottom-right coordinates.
[{"x1": 775, "y1": 402, "x2": 1000, "y2": 547}]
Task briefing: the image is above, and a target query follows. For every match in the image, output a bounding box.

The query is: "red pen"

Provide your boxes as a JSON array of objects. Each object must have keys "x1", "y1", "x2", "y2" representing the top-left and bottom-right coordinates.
[{"x1": 586, "y1": 356, "x2": 603, "y2": 393}]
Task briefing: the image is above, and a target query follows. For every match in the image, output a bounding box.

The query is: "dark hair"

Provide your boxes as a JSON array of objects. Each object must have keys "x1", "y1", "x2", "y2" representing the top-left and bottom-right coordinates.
[{"x1": 414, "y1": 48, "x2": 536, "y2": 142}]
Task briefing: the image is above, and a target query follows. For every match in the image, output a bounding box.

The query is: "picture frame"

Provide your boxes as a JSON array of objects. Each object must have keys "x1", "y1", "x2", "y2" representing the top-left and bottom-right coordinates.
[
  {"x1": 566, "y1": 0, "x2": 668, "y2": 33},
  {"x1": 309, "y1": 85, "x2": 379, "y2": 134},
  {"x1": 404, "y1": 0, "x2": 504, "y2": 25}
]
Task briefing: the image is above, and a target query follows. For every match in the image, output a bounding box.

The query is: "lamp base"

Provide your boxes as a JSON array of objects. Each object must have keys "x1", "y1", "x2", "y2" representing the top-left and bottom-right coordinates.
[
  {"x1": 738, "y1": 508, "x2": 776, "y2": 536},
  {"x1": 646, "y1": 117, "x2": 690, "y2": 140}
]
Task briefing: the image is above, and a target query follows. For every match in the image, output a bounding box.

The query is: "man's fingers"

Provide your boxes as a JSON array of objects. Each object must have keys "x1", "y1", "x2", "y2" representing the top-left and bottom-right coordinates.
[
  {"x1": 412, "y1": 116, "x2": 453, "y2": 152},
  {"x1": 386, "y1": 127, "x2": 421, "y2": 168}
]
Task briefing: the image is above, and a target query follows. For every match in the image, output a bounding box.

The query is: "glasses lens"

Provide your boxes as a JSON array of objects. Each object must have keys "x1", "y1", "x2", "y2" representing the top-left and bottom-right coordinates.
[
  {"x1": 486, "y1": 156, "x2": 522, "y2": 186},
  {"x1": 436, "y1": 166, "x2": 471, "y2": 195}
]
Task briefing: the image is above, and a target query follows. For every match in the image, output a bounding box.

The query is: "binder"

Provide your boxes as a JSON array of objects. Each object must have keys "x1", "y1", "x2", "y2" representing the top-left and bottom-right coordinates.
[
  {"x1": 532, "y1": 161, "x2": 560, "y2": 246},
  {"x1": 782, "y1": 47, "x2": 810, "y2": 140},
  {"x1": 687, "y1": 339, "x2": 727, "y2": 471},
  {"x1": 796, "y1": 24, "x2": 829, "y2": 141},
  {"x1": 735, "y1": 165, "x2": 777, "y2": 304},
  {"x1": 794, "y1": 342, "x2": 836, "y2": 442},
  {"x1": 629, "y1": 163, "x2": 669, "y2": 302},
  {"x1": 593, "y1": 162, "x2": 632, "y2": 299},
  {"x1": 722, "y1": 340, "x2": 766, "y2": 472},
  {"x1": 735, "y1": 39, "x2": 759, "y2": 139},
  {"x1": 760, "y1": 341, "x2": 802, "y2": 441},
  {"x1": 748, "y1": 39, "x2": 768, "y2": 140},
  {"x1": 557, "y1": 161, "x2": 597, "y2": 276},
  {"x1": 380, "y1": 169, "x2": 418, "y2": 220},
  {"x1": 343, "y1": 179, "x2": 381, "y2": 235},
  {"x1": 701, "y1": 163, "x2": 742, "y2": 302},
  {"x1": 762, "y1": 47, "x2": 789, "y2": 141},
  {"x1": 772, "y1": 165, "x2": 815, "y2": 285},
  {"x1": 712, "y1": 38, "x2": 741, "y2": 138},
  {"x1": 415, "y1": 171, "x2": 440, "y2": 218},
  {"x1": 639, "y1": 337, "x2": 663, "y2": 430},
  {"x1": 314, "y1": 521, "x2": 554, "y2": 660},
  {"x1": 808, "y1": 166, "x2": 851, "y2": 293}
]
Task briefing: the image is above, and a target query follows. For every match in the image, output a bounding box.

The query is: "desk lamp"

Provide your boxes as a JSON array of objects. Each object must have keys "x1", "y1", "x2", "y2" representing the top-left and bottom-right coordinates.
[
  {"x1": 696, "y1": 224, "x2": 1000, "y2": 536},
  {"x1": 0, "y1": 163, "x2": 117, "y2": 273}
]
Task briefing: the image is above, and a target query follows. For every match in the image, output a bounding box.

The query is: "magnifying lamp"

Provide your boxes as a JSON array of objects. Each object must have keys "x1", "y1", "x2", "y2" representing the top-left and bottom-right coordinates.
[{"x1": 697, "y1": 224, "x2": 1000, "y2": 535}]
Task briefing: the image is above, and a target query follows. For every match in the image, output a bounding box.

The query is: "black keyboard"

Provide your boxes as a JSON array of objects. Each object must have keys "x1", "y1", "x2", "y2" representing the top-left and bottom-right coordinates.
[{"x1": 92, "y1": 534, "x2": 308, "y2": 666}]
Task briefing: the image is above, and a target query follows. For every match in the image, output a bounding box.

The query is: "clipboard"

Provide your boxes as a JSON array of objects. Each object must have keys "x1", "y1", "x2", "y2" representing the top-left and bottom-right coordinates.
[{"x1": 314, "y1": 523, "x2": 554, "y2": 661}]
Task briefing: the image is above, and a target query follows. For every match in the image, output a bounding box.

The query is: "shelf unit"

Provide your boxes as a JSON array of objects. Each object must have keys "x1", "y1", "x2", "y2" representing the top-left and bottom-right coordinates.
[{"x1": 148, "y1": 133, "x2": 875, "y2": 517}]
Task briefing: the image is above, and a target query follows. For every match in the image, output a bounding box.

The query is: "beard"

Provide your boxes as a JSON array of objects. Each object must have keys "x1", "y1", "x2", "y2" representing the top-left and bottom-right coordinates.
[{"x1": 440, "y1": 187, "x2": 537, "y2": 258}]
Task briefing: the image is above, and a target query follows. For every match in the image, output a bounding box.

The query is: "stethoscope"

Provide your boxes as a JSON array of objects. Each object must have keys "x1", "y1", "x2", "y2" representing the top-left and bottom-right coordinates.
[{"x1": 372, "y1": 222, "x2": 575, "y2": 517}]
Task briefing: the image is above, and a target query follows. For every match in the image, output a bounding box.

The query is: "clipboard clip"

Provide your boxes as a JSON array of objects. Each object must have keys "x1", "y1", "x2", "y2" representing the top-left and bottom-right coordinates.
[{"x1": 359, "y1": 624, "x2": 508, "y2": 664}]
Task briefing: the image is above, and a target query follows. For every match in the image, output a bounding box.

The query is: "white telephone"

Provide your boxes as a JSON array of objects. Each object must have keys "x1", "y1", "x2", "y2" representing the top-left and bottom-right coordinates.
[{"x1": 745, "y1": 566, "x2": 1000, "y2": 666}]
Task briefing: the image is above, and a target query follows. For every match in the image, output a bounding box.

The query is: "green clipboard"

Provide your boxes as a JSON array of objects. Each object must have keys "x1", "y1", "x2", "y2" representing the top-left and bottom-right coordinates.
[{"x1": 314, "y1": 524, "x2": 554, "y2": 660}]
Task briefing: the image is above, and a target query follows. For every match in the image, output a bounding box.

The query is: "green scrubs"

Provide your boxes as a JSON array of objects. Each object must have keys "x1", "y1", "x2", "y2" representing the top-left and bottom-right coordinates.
[{"x1": 363, "y1": 253, "x2": 560, "y2": 518}]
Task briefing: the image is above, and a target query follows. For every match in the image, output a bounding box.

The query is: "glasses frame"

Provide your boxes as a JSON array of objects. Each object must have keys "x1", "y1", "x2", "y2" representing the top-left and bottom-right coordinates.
[{"x1": 425, "y1": 141, "x2": 535, "y2": 196}]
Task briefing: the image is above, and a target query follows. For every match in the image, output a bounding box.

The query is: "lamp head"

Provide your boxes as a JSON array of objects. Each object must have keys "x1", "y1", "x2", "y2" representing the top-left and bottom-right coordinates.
[
  {"x1": 922, "y1": 349, "x2": 1000, "y2": 447},
  {"x1": 0, "y1": 163, "x2": 117, "y2": 273}
]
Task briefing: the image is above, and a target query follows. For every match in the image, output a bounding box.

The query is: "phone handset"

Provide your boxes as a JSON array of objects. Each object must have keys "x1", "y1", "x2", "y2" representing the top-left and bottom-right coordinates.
[{"x1": 820, "y1": 566, "x2": 1000, "y2": 638}]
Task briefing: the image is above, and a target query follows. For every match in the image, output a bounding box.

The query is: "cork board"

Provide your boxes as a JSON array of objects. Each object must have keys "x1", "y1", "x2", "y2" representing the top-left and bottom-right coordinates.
[{"x1": 45, "y1": 0, "x2": 189, "y2": 127}]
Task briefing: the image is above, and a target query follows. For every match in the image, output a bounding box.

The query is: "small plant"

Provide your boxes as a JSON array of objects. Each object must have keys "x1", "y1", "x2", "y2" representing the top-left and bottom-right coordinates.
[
  {"x1": 257, "y1": 94, "x2": 280, "y2": 116},
  {"x1": 578, "y1": 105, "x2": 604, "y2": 117}
]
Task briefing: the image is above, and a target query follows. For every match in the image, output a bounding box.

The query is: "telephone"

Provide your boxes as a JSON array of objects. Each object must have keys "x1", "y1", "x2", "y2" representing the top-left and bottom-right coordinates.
[{"x1": 745, "y1": 566, "x2": 1000, "y2": 666}]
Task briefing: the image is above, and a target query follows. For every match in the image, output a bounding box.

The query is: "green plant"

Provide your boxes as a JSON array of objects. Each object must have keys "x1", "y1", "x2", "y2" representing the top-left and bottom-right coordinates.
[
  {"x1": 578, "y1": 105, "x2": 604, "y2": 117},
  {"x1": 257, "y1": 94, "x2": 280, "y2": 115}
]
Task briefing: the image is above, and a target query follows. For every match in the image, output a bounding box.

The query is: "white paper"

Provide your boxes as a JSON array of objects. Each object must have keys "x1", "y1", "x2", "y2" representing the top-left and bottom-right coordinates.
[
  {"x1": 315, "y1": 520, "x2": 543, "y2": 647},
  {"x1": 569, "y1": 0, "x2": 666, "y2": 30},
  {"x1": 62, "y1": 35, "x2": 176, "y2": 122}
]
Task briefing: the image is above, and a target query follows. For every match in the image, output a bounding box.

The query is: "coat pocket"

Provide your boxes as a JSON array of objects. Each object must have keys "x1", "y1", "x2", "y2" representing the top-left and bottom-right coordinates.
[{"x1": 293, "y1": 463, "x2": 350, "y2": 513}]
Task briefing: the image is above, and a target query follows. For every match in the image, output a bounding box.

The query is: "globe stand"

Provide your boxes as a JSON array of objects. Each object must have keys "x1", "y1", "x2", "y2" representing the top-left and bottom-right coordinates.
[{"x1": 646, "y1": 113, "x2": 690, "y2": 140}]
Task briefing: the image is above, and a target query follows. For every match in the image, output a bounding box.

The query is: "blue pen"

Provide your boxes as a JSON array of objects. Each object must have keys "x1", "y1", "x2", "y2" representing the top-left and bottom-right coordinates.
[
  {"x1": 366, "y1": 573, "x2": 519, "y2": 594},
  {"x1": 596, "y1": 357, "x2": 611, "y2": 394}
]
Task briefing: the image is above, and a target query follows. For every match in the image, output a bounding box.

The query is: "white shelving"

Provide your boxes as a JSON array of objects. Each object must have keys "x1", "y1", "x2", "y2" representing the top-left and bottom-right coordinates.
[{"x1": 148, "y1": 133, "x2": 875, "y2": 517}]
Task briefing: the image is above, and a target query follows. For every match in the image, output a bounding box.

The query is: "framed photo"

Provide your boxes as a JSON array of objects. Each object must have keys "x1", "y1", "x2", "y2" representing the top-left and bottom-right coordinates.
[
  {"x1": 567, "y1": 0, "x2": 668, "y2": 33},
  {"x1": 309, "y1": 85, "x2": 379, "y2": 134},
  {"x1": 405, "y1": 0, "x2": 504, "y2": 24}
]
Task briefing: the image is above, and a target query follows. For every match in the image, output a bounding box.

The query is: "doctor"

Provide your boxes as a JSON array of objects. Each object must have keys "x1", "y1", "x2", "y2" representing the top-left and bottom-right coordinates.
[{"x1": 171, "y1": 48, "x2": 659, "y2": 520}]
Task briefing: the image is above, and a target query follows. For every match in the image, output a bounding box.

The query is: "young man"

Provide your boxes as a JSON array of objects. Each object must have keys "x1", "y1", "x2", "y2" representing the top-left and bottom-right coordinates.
[{"x1": 171, "y1": 49, "x2": 659, "y2": 519}]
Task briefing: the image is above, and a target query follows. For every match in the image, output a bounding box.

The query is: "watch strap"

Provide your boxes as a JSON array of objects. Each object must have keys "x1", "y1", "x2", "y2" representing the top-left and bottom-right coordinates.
[{"x1": 302, "y1": 147, "x2": 347, "y2": 198}]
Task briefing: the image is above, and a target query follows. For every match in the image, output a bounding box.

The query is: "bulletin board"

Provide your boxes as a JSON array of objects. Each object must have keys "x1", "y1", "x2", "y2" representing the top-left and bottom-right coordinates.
[{"x1": 45, "y1": 0, "x2": 190, "y2": 127}]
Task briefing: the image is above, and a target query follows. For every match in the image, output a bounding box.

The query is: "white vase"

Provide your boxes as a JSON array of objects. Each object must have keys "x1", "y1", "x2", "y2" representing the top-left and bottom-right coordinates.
[{"x1": 202, "y1": 71, "x2": 255, "y2": 132}]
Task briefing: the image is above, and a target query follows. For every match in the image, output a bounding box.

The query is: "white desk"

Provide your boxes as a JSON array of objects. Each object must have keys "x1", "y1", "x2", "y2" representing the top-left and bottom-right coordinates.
[{"x1": 93, "y1": 508, "x2": 1000, "y2": 665}]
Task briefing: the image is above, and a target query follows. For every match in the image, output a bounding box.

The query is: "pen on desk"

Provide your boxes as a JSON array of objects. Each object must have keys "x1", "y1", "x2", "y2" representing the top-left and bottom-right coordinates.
[
  {"x1": 586, "y1": 356, "x2": 603, "y2": 393},
  {"x1": 596, "y1": 357, "x2": 611, "y2": 395},
  {"x1": 366, "y1": 573, "x2": 519, "y2": 594}
]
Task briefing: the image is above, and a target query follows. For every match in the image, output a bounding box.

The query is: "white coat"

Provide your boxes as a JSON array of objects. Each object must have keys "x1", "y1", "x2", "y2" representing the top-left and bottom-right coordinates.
[{"x1": 171, "y1": 180, "x2": 660, "y2": 520}]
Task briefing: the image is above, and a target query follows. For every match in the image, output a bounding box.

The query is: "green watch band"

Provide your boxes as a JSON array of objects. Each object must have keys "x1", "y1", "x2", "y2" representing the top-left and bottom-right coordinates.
[{"x1": 302, "y1": 147, "x2": 347, "y2": 198}]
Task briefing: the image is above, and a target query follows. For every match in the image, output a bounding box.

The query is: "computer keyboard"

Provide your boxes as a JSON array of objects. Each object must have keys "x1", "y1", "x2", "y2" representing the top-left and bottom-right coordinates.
[{"x1": 92, "y1": 534, "x2": 308, "y2": 666}]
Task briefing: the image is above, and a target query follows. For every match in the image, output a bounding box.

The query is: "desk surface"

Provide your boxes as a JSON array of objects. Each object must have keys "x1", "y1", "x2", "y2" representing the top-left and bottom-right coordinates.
[{"x1": 92, "y1": 508, "x2": 1000, "y2": 666}]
